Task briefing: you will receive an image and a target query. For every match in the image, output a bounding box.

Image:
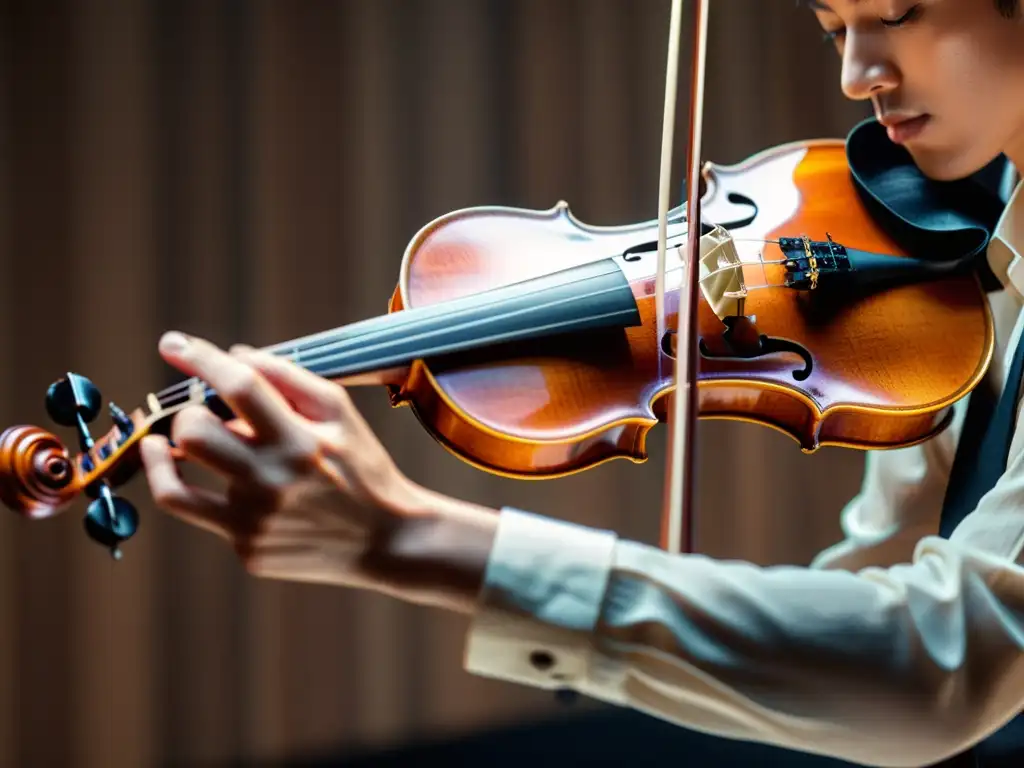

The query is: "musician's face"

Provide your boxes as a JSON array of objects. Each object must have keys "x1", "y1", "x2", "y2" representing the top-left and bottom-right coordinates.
[{"x1": 809, "y1": 0, "x2": 1024, "y2": 179}]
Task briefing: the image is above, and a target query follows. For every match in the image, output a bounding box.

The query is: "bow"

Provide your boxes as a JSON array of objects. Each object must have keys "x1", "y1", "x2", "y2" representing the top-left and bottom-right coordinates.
[{"x1": 655, "y1": 0, "x2": 709, "y2": 555}]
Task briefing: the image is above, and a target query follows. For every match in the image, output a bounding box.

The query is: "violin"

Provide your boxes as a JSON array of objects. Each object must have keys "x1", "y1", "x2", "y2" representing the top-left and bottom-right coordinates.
[{"x1": 0, "y1": 0, "x2": 999, "y2": 559}]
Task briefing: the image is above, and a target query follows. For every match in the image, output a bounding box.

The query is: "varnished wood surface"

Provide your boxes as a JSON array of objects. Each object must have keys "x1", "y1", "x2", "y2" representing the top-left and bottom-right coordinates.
[
  {"x1": 0, "y1": 5, "x2": 895, "y2": 766},
  {"x1": 0, "y1": 143, "x2": 996, "y2": 516},
  {"x1": 381, "y1": 140, "x2": 992, "y2": 477}
]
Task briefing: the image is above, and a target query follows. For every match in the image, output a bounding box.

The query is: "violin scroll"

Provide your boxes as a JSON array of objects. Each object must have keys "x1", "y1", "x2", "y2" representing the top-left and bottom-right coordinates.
[
  {"x1": 0, "y1": 424, "x2": 77, "y2": 519},
  {"x1": 0, "y1": 371, "x2": 148, "y2": 559}
]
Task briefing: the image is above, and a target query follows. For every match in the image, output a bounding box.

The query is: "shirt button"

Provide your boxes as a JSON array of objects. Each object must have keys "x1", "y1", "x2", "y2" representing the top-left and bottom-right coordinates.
[{"x1": 529, "y1": 650, "x2": 555, "y2": 671}]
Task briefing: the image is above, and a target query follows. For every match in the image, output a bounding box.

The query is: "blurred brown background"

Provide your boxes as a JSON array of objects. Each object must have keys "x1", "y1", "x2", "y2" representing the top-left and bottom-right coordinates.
[{"x1": 0, "y1": 1, "x2": 873, "y2": 766}]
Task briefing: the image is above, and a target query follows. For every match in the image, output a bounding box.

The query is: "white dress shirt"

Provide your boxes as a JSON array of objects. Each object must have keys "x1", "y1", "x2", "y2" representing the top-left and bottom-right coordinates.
[{"x1": 464, "y1": 181, "x2": 1024, "y2": 768}]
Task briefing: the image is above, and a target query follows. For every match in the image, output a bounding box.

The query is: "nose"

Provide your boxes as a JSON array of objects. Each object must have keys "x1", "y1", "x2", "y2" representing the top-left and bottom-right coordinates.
[{"x1": 840, "y1": 32, "x2": 900, "y2": 101}]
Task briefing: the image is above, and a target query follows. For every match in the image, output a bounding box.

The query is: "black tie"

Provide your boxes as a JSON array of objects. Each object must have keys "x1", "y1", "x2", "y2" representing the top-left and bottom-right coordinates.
[
  {"x1": 934, "y1": 324, "x2": 1024, "y2": 768},
  {"x1": 940, "y1": 321, "x2": 1024, "y2": 537}
]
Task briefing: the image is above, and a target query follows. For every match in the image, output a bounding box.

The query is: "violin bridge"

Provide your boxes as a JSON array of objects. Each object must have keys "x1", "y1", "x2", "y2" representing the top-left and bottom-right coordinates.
[{"x1": 698, "y1": 225, "x2": 747, "y2": 320}]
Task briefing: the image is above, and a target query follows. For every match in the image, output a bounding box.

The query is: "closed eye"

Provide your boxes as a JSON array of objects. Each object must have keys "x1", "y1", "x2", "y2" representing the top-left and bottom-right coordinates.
[
  {"x1": 815, "y1": 3, "x2": 921, "y2": 44},
  {"x1": 880, "y1": 4, "x2": 922, "y2": 27}
]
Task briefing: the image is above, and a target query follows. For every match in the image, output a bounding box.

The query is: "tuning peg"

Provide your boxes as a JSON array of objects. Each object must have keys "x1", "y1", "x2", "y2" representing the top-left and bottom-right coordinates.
[
  {"x1": 83, "y1": 487, "x2": 138, "y2": 560},
  {"x1": 108, "y1": 402, "x2": 134, "y2": 438},
  {"x1": 35, "y1": 374, "x2": 140, "y2": 560},
  {"x1": 45, "y1": 373, "x2": 101, "y2": 428}
]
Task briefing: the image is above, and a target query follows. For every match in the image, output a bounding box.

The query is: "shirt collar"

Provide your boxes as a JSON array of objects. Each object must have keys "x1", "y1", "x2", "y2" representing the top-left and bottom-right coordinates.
[{"x1": 987, "y1": 179, "x2": 1024, "y2": 301}]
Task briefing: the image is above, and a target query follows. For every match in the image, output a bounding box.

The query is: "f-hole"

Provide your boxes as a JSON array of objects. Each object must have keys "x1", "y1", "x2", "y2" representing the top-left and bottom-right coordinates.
[
  {"x1": 722, "y1": 192, "x2": 758, "y2": 230},
  {"x1": 620, "y1": 196, "x2": 758, "y2": 263},
  {"x1": 662, "y1": 319, "x2": 814, "y2": 382}
]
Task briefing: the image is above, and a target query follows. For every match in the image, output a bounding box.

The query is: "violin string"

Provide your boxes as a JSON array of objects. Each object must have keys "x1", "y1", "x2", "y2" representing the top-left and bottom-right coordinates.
[
  {"x1": 154, "y1": 236, "x2": 800, "y2": 407},
  {"x1": 148, "y1": 236, "x2": 798, "y2": 409},
  {"x1": 149, "y1": 283, "x2": 633, "y2": 408},
  {"x1": 150, "y1": 282, "x2": 638, "y2": 405},
  {"x1": 151, "y1": 279, "x2": 639, "y2": 408},
  {"x1": 701, "y1": 255, "x2": 789, "y2": 280},
  {"x1": 148, "y1": 239, "x2": 792, "y2": 409},
  {"x1": 151, "y1": 259, "x2": 667, "y2": 402}
]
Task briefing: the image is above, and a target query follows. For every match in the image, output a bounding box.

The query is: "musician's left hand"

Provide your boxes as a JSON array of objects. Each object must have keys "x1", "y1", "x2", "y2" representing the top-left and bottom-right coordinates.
[{"x1": 138, "y1": 331, "x2": 497, "y2": 611}]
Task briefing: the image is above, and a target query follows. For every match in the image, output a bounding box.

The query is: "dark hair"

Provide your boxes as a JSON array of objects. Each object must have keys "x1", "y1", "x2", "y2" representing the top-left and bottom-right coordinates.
[
  {"x1": 801, "y1": 0, "x2": 1018, "y2": 17},
  {"x1": 997, "y1": 0, "x2": 1020, "y2": 17}
]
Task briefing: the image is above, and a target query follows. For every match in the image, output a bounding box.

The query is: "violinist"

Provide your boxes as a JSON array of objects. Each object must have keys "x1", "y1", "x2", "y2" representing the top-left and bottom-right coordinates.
[{"x1": 135, "y1": 1, "x2": 1024, "y2": 767}]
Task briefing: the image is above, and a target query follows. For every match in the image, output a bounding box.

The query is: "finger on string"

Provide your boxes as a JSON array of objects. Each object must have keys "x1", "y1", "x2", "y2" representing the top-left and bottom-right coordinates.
[
  {"x1": 171, "y1": 405, "x2": 261, "y2": 482},
  {"x1": 139, "y1": 434, "x2": 234, "y2": 540},
  {"x1": 232, "y1": 344, "x2": 355, "y2": 423},
  {"x1": 157, "y1": 331, "x2": 297, "y2": 441},
  {"x1": 198, "y1": 414, "x2": 257, "y2": 443}
]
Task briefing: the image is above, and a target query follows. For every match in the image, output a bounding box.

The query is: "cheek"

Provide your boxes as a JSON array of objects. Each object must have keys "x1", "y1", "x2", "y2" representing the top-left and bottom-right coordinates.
[
  {"x1": 923, "y1": 1, "x2": 1024, "y2": 115},
  {"x1": 905, "y1": 34, "x2": 1024, "y2": 178},
  {"x1": 931, "y1": 40, "x2": 1007, "y2": 124}
]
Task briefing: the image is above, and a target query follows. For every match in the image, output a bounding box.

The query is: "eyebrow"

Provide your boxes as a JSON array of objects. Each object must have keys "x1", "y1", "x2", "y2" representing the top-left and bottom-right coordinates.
[{"x1": 801, "y1": 0, "x2": 864, "y2": 9}]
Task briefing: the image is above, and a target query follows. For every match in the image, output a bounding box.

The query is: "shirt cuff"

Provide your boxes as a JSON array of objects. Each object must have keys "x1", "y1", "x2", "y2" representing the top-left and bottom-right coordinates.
[{"x1": 463, "y1": 507, "x2": 617, "y2": 690}]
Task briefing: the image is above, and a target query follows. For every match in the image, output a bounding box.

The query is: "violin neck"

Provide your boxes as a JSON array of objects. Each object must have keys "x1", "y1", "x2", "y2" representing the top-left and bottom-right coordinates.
[
  {"x1": 144, "y1": 256, "x2": 646, "y2": 431},
  {"x1": 253, "y1": 257, "x2": 642, "y2": 384}
]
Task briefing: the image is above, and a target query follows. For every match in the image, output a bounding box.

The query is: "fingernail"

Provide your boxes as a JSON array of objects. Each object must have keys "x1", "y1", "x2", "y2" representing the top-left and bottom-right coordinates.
[{"x1": 159, "y1": 331, "x2": 189, "y2": 354}]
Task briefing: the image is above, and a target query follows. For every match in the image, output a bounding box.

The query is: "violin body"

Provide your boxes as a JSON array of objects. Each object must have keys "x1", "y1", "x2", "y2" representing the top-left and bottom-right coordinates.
[
  {"x1": 0, "y1": 1, "x2": 996, "y2": 566},
  {"x1": 0, "y1": 136, "x2": 995, "y2": 555},
  {"x1": 375, "y1": 138, "x2": 993, "y2": 478}
]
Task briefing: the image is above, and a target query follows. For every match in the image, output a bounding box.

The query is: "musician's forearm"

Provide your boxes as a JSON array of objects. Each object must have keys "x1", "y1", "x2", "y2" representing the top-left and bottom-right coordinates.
[
  {"x1": 463, "y1": 512, "x2": 1024, "y2": 767},
  {"x1": 363, "y1": 488, "x2": 498, "y2": 613}
]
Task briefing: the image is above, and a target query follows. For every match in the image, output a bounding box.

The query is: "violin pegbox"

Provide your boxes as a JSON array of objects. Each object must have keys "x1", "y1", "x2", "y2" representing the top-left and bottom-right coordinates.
[
  {"x1": 0, "y1": 372, "x2": 150, "y2": 560},
  {"x1": 46, "y1": 372, "x2": 141, "y2": 559}
]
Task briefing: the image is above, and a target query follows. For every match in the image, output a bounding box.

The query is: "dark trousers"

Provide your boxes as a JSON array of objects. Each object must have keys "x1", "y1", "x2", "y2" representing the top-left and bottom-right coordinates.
[
  {"x1": 234, "y1": 706, "x2": 1021, "y2": 768},
  {"x1": 247, "y1": 707, "x2": 892, "y2": 768}
]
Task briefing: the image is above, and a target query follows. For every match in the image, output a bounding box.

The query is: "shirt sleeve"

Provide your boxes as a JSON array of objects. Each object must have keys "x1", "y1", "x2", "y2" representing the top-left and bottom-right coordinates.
[
  {"x1": 811, "y1": 401, "x2": 963, "y2": 573},
  {"x1": 463, "y1": 430, "x2": 1024, "y2": 768}
]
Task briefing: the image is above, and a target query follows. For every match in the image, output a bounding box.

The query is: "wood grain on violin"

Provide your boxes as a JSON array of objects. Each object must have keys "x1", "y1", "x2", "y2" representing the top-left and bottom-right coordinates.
[
  {"x1": 379, "y1": 138, "x2": 992, "y2": 477},
  {"x1": 0, "y1": 137, "x2": 995, "y2": 548}
]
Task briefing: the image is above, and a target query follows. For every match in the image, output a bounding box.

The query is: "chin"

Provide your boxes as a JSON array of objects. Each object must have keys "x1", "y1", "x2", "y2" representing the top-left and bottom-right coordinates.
[{"x1": 904, "y1": 142, "x2": 1001, "y2": 182}]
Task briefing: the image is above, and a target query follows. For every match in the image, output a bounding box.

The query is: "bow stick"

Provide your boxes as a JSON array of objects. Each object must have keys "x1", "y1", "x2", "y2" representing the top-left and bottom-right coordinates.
[{"x1": 655, "y1": 0, "x2": 709, "y2": 555}]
